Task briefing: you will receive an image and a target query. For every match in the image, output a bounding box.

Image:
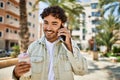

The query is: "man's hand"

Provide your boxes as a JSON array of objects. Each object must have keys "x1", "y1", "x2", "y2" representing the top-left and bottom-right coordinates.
[
  {"x1": 14, "y1": 62, "x2": 31, "y2": 78},
  {"x1": 58, "y1": 27, "x2": 73, "y2": 52}
]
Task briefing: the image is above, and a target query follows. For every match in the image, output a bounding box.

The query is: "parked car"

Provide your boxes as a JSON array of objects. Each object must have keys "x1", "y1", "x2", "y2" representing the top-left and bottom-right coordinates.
[
  {"x1": 6, "y1": 49, "x2": 13, "y2": 56},
  {"x1": 0, "y1": 49, "x2": 8, "y2": 57}
]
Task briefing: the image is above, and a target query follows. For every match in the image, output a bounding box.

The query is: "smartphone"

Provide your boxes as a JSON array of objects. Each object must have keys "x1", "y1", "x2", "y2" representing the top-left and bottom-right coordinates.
[{"x1": 59, "y1": 24, "x2": 66, "y2": 41}]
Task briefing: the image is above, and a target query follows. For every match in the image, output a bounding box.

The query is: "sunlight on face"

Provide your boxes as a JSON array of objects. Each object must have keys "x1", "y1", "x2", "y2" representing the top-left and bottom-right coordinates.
[{"x1": 43, "y1": 15, "x2": 62, "y2": 42}]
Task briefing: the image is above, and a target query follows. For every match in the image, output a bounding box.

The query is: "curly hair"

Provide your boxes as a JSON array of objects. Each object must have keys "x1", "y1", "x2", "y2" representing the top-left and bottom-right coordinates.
[{"x1": 40, "y1": 6, "x2": 67, "y2": 23}]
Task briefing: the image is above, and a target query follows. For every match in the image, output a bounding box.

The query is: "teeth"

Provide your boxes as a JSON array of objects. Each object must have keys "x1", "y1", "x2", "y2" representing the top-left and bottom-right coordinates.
[{"x1": 47, "y1": 31, "x2": 52, "y2": 34}]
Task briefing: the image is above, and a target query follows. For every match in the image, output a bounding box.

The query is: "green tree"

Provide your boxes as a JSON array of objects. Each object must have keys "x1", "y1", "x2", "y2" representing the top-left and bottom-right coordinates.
[
  {"x1": 96, "y1": 15, "x2": 120, "y2": 53},
  {"x1": 33, "y1": 0, "x2": 84, "y2": 33},
  {"x1": 99, "y1": 0, "x2": 120, "y2": 17},
  {"x1": 19, "y1": 0, "x2": 30, "y2": 53}
]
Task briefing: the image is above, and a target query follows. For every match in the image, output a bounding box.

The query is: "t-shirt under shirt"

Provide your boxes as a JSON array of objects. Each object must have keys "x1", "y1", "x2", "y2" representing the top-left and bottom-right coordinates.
[{"x1": 45, "y1": 39, "x2": 58, "y2": 80}]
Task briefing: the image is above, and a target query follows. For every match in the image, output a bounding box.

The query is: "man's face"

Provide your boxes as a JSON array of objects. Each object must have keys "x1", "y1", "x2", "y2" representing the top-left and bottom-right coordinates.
[{"x1": 43, "y1": 15, "x2": 62, "y2": 42}]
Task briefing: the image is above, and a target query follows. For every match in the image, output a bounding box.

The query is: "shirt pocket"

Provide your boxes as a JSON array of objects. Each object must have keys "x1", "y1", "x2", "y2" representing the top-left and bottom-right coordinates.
[{"x1": 31, "y1": 56, "x2": 44, "y2": 73}]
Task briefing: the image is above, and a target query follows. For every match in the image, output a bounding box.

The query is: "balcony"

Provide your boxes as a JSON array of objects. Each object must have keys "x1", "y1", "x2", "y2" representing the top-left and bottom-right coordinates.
[
  {"x1": 6, "y1": 5, "x2": 19, "y2": 16},
  {"x1": 72, "y1": 30, "x2": 81, "y2": 36},
  {"x1": 4, "y1": 33, "x2": 19, "y2": 40},
  {"x1": 5, "y1": 18, "x2": 19, "y2": 28}
]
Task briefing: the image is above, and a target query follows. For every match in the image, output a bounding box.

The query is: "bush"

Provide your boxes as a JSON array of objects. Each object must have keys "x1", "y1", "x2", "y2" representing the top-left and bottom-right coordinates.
[
  {"x1": 112, "y1": 46, "x2": 120, "y2": 53},
  {"x1": 106, "y1": 52, "x2": 116, "y2": 57},
  {"x1": 10, "y1": 45, "x2": 20, "y2": 58},
  {"x1": 116, "y1": 56, "x2": 120, "y2": 62}
]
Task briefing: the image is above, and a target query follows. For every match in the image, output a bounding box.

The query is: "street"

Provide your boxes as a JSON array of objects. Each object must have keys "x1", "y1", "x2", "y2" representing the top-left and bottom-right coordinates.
[{"x1": 0, "y1": 52, "x2": 120, "y2": 80}]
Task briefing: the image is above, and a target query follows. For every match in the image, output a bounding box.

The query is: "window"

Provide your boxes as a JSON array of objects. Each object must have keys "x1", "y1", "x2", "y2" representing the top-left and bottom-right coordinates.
[
  {"x1": 32, "y1": 34, "x2": 34, "y2": 38},
  {"x1": 6, "y1": 28, "x2": 9, "y2": 32},
  {"x1": 82, "y1": 35, "x2": 85, "y2": 40},
  {"x1": 82, "y1": 28, "x2": 86, "y2": 34},
  {"x1": 29, "y1": 2, "x2": 32, "y2": 6},
  {"x1": 91, "y1": 12, "x2": 100, "y2": 17},
  {"x1": 0, "y1": 2, "x2": 4, "y2": 8},
  {"x1": 33, "y1": 14, "x2": 35, "y2": 18},
  {"x1": 92, "y1": 20, "x2": 100, "y2": 25},
  {"x1": 14, "y1": 18, "x2": 17, "y2": 21},
  {"x1": 0, "y1": 31, "x2": 2, "y2": 37},
  {"x1": 28, "y1": 12, "x2": 32, "y2": 16},
  {"x1": 0, "y1": 16, "x2": 3, "y2": 22},
  {"x1": 82, "y1": 13, "x2": 86, "y2": 19},
  {"x1": 10, "y1": 42, "x2": 15, "y2": 47},
  {"x1": 28, "y1": 22, "x2": 31, "y2": 26},
  {"x1": 91, "y1": 3, "x2": 98, "y2": 9},
  {"x1": 7, "y1": 1, "x2": 10, "y2": 5},
  {"x1": 33, "y1": 24, "x2": 35, "y2": 28},
  {"x1": 14, "y1": 30, "x2": 17, "y2": 34},
  {"x1": 92, "y1": 28, "x2": 97, "y2": 32},
  {"x1": 6, "y1": 15, "x2": 10, "y2": 18}
]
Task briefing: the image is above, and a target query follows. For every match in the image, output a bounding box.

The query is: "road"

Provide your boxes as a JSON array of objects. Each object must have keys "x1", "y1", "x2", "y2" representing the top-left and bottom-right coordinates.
[{"x1": 0, "y1": 52, "x2": 120, "y2": 80}]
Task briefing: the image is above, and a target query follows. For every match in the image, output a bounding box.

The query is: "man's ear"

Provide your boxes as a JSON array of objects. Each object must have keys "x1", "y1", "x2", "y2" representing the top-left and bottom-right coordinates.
[{"x1": 63, "y1": 22, "x2": 67, "y2": 28}]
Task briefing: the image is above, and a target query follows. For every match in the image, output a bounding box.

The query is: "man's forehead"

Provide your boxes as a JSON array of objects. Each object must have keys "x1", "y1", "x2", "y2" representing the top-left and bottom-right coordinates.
[{"x1": 44, "y1": 20, "x2": 59, "y2": 23}]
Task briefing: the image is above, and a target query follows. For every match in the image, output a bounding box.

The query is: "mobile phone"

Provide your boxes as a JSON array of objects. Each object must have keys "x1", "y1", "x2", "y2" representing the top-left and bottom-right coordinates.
[{"x1": 59, "y1": 24, "x2": 66, "y2": 41}]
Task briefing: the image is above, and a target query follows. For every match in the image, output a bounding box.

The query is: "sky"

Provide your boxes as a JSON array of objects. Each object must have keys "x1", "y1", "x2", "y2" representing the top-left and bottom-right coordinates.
[
  {"x1": 39, "y1": 1, "x2": 119, "y2": 21},
  {"x1": 38, "y1": 0, "x2": 91, "y2": 21},
  {"x1": 39, "y1": 0, "x2": 91, "y2": 14},
  {"x1": 104, "y1": 2, "x2": 119, "y2": 18},
  {"x1": 78, "y1": 0, "x2": 91, "y2": 2}
]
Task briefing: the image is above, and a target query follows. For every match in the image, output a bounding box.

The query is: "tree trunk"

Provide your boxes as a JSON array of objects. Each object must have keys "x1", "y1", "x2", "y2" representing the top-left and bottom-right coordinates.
[{"x1": 19, "y1": 0, "x2": 30, "y2": 53}]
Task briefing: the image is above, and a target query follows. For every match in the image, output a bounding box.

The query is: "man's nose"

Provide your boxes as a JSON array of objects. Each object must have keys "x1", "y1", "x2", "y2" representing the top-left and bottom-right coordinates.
[{"x1": 46, "y1": 25, "x2": 52, "y2": 30}]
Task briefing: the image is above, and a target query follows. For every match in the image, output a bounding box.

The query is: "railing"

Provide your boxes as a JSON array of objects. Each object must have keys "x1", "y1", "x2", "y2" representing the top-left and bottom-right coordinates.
[
  {"x1": 6, "y1": 5, "x2": 19, "y2": 16},
  {"x1": 0, "y1": 57, "x2": 18, "y2": 68},
  {"x1": 5, "y1": 18, "x2": 19, "y2": 28},
  {"x1": 4, "y1": 33, "x2": 19, "y2": 40}
]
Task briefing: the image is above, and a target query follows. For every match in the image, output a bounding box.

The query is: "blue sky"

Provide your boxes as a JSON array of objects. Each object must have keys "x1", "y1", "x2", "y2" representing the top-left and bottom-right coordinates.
[
  {"x1": 79, "y1": 0, "x2": 91, "y2": 2},
  {"x1": 39, "y1": 0, "x2": 91, "y2": 14},
  {"x1": 39, "y1": 2, "x2": 48, "y2": 14},
  {"x1": 39, "y1": 1, "x2": 119, "y2": 20}
]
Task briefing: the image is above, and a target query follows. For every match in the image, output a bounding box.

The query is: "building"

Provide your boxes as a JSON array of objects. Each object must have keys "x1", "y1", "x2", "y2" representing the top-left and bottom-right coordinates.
[
  {"x1": 72, "y1": 0, "x2": 101, "y2": 50},
  {"x1": 0, "y1": 0, "x2": 39, "y2": 51}
]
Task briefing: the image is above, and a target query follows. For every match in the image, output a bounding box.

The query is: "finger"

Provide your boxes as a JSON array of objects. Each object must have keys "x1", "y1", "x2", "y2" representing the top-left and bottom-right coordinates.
[
  {"x1": 19, "y1": 67, "x2": 30, "y2": 73},
  {"x1": 16, "y1": 62, "x2": 27, "y2": 67},
  {"x1": 15, "y1": 62, "x2": 31, "y2": 76},
  {"x1": 17, "y1": 65, "x2": 31, "y2": 76}
]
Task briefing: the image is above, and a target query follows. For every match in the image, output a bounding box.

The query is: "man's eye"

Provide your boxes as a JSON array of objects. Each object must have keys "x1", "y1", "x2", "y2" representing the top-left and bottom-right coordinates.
[
  {"x1": 44, "y1": 22, "x2": 48, "y2": 24},
  {"x1": 53, "y1": 24, "x2": 57, "y2": 25}
]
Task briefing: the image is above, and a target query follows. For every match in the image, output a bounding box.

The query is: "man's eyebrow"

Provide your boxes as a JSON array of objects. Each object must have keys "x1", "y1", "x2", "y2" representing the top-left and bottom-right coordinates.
[
  {"x1": 44, "y1": 20, "x2": 48, "y2": 22},
  {"x1": 52, "y1": 21, "x2": 58, "y2": 24}
]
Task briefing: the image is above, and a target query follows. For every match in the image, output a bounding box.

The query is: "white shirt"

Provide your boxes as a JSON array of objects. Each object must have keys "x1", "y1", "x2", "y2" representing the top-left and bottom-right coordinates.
[{"x1": 45, "y1": 39, "x2": 57, "y2": 80}]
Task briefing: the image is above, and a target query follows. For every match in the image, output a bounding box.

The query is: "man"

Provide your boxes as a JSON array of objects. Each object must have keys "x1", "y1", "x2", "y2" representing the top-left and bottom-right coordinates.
[{"x1": 13, "y1": 6, "x2": 88, "y2": 80}]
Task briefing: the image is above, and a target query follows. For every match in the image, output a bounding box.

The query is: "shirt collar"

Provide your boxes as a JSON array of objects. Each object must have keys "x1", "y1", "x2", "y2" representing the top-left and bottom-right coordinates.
[{"x1": 37, "y1": 35, "x2": 63, "y2": 45}]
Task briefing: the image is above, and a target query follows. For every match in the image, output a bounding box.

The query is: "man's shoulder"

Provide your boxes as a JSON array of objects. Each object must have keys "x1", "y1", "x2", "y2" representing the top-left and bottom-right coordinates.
[{"x1": 29, "y1": 38, "x2": 42, "y2": 47}]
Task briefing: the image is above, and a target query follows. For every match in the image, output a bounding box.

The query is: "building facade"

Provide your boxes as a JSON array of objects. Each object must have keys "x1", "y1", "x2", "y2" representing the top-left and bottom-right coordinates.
[
  {"x1": 0, "y1": 0, "x2": 39, "y2": 51},
  {"x1": 72, "y1": 0, "x2": 101, "y2": 50}
]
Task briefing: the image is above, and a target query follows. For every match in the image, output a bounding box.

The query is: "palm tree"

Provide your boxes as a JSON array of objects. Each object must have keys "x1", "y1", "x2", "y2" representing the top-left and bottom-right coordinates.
[
  {"x1": 96, "y1": 15, "x2": 120, "y2": 53},
  {"x1": 33, "y1": 0, "x2": 84, "y2": 33},
  {"x1": 98, "y1": 0, "x2": 120, "y2": 17},
  {"x1": 19, "y1": 0, "x2": 30, "y2": 53}
]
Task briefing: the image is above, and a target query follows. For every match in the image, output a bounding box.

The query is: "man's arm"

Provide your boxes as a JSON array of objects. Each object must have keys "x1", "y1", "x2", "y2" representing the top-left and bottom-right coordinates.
[
  {"x1": 62, "y1": 40, "x2": 88, "y2": 75},
  {"x1": 58, "y1": 26, "x2": 88, "y2": 75}
]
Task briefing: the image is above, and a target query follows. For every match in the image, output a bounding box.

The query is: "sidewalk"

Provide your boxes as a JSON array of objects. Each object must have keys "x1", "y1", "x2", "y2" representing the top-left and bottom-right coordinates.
[{"x1": 74, "y1": 51, "x2": 120, "y2": 80}]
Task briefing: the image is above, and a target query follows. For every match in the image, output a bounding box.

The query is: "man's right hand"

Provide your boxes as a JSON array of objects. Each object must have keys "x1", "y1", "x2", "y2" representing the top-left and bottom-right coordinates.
[{"x1": 14, "y1": 62, "x2": 31, "y2": 78}]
